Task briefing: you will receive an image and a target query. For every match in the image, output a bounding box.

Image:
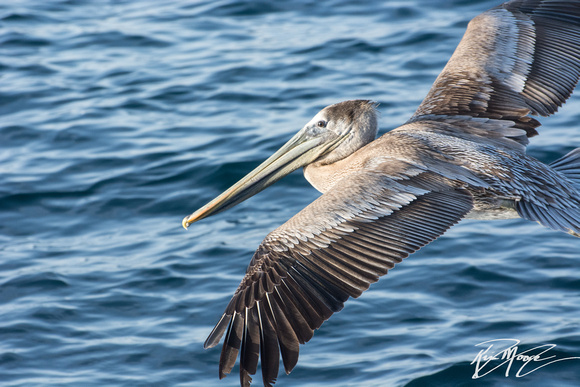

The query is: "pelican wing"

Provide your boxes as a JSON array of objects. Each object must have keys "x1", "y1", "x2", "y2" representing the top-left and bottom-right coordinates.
[
  {"x1": 204, "y1": 170, "x2": 473, "y2": 386},
  {"x1": 411, "y1": 0, "x2": 580, "y2": 144}
]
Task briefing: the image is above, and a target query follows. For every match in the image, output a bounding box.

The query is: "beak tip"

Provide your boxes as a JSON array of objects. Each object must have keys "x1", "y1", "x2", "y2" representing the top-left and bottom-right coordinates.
[{"x1": 182, "y1": 216, "x2": 191, "y2": 230}]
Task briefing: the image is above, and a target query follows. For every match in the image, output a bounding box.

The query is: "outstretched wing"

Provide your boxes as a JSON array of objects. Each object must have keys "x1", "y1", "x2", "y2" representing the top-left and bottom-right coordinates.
[
  {"x1": 204, "y1": 170, "x2": 473, "y2": 386},
  {"x1": 411, "y1": 0, "x2": 580, "y2": 144}
]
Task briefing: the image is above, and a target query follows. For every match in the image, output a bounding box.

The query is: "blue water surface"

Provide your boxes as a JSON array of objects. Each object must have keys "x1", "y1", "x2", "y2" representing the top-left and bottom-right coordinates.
[{"x1": 1, "y1": 0, "x2": 579, "y2": 386}]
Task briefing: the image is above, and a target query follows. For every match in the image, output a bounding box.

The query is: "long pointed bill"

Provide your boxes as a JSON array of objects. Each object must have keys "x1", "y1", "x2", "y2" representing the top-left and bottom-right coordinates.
[{"x1": 182, "y1": 128, "x2": 343, "y2": 229}]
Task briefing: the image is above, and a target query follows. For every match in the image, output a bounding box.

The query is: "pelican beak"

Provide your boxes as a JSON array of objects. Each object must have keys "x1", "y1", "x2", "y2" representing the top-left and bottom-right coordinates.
[{"x1": 182, "y1": 128, "x2": 338, "y2": 229}]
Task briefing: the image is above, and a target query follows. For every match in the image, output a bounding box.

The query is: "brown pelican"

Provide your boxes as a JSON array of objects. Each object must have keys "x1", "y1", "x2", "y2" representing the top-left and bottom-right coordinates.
[{"x1": 182, "y1": 1, "x2": 580, "y2": 385}]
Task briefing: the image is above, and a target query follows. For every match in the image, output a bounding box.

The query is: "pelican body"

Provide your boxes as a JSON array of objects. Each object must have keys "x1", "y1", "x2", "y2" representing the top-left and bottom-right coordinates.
[{"x1": 183, "y1": 1, "x2": 580, "y2": 386}]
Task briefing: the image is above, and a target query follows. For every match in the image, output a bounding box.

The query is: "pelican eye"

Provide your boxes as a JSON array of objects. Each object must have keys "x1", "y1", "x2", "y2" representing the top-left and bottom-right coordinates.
[{"x1": 317, "y1": 120, "x2": 327, "y2": 128}]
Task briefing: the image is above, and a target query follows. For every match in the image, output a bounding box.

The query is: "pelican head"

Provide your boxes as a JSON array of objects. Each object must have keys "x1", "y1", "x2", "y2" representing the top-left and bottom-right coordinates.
[{"x1": 182, "y1": 100, "x2": 378, "y2": 228}]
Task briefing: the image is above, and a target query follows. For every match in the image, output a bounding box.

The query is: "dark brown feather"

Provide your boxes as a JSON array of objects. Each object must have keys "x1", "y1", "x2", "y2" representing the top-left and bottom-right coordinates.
[{"x1": 206, "y1": 171, "x2": 474, "y2": 384}]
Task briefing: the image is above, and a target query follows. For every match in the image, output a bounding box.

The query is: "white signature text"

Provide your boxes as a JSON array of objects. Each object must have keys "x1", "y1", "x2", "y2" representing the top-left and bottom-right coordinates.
[{"x1": 471, "y1": 338, "x2": 580, "y2": 378}]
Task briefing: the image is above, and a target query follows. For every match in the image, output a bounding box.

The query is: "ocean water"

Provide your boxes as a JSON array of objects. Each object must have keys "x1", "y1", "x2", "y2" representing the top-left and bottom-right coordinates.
[{"x1": 1, "y1": 0, "x2": 579, "y2": 386}]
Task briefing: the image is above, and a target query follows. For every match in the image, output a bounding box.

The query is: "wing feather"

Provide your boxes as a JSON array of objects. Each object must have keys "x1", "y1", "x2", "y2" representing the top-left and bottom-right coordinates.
[
  {"x1": 257, "y1": 300, "x2": 279, "y2": 387},
  {"x1": 411, "y1": 0, "x2": 580, "y2": 144},
  {"x1": 219, "y1": 313, "x2": 244, "y2": 378},
  {"x1": 205, "y1": 172, "x2": 473, "y2": 385},
  {"x1": 266, "y1": 292, "x2": 300, "y2": 375},
  {"x1": 240, "y1": 306, "x2": 259, "y2": 384}
]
